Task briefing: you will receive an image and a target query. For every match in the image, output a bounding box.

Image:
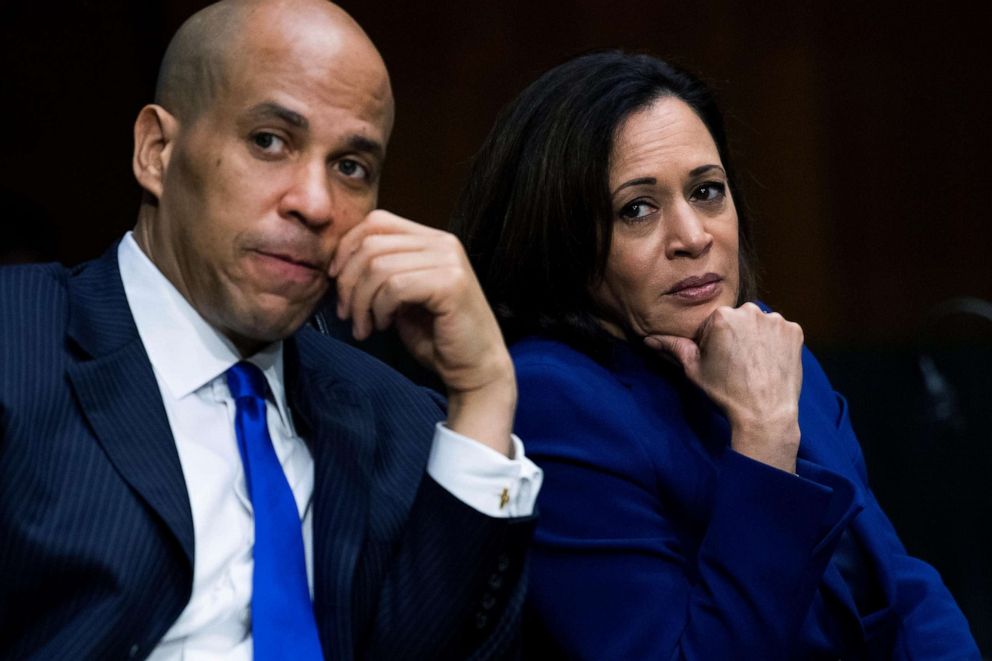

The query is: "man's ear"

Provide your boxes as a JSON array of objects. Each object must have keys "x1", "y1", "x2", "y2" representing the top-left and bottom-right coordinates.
[{"x1": 133, "y1": 104, "x2": 179, "y2": 199}]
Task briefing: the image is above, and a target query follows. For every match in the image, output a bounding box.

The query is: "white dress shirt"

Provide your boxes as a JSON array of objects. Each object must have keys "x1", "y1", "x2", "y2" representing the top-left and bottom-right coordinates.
[{"x1": 116, "y1": 234, "x2": 542, "y2": 660}]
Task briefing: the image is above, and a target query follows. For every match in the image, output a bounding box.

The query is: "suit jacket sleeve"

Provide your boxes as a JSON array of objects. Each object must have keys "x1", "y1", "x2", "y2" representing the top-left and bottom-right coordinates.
[
  {"x1": 362, "y1": 385, "x2": 537, "y2": 660},
  {"x1": 362, "y1": 475, "x2": 535, "y2": 660},
  {"x1": 366, "y1": 382, "x2": 535, "y2": 659},
  {"x1": 513, "y1": 344, "x2": 860, "y2": 660},
  {"x1": 799, "y1": 350, "x2": 979, "y2": 658},
  {"x1": 296, "y1": 333, "x2": 537, "y2": 661}
]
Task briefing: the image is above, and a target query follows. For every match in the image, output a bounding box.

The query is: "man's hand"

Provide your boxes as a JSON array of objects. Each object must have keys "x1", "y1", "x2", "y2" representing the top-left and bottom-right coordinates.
[
  {"x1": 329, "y1": 210, "x2": 515, "y2": 457},
  {"x1": 644, "y1": 303, "x2": 804, "y2": 473}
]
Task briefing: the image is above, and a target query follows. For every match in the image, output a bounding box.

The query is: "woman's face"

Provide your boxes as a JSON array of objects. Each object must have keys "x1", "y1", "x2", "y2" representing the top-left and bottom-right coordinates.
[{"x1": 590, "y1": 96, "x2": 740, "y2": 341}]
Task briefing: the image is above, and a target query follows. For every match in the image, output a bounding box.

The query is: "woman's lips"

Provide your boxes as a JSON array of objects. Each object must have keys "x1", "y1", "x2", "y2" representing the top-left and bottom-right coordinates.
[{"x1": 665, "y1": 273, "x2": 723, "y2": 302}]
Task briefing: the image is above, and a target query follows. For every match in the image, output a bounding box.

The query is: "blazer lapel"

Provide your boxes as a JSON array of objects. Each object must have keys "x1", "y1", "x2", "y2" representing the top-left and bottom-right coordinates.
[
  {"x1": 65, "y1": 245, "x2": 194, "y2": 568},
  {"x1": 286, "y1": 336, "x2": 375, "y2": 660}
]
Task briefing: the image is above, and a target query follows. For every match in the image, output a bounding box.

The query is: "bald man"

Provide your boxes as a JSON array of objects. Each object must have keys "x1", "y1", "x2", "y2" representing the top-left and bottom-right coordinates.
[{"x1": 0, "y1": 1, "x2": 541, "y2": 659}]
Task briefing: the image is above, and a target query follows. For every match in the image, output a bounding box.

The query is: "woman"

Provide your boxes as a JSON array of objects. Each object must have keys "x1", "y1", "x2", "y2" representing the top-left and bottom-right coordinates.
[{"x1": 453, "y1": 52, "x2": 979, "y2": 659}]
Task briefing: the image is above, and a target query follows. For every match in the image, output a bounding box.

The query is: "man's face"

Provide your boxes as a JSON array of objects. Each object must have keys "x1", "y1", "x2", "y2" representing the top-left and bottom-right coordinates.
[{"x1": 153, "y1": 15, "x2": 393, "y2": 353}]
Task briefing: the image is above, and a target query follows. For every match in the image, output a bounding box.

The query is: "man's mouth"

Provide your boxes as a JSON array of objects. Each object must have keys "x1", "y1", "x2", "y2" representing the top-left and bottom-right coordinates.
[
  {"x1": 257, "y1": 250, "x2": 320, "y2": 271},
  {"x1": 249, "y1": 249, "x2": 325, "y2": 288}
]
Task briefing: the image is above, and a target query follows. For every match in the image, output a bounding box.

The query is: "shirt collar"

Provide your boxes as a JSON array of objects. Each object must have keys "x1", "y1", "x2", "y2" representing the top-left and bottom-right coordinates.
[{"x1": 118, "y1": 232, "x2": 294, "y2": 427}]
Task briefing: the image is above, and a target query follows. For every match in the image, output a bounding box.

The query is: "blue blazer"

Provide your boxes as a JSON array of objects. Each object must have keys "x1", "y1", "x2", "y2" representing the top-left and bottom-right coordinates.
[
  {"x1": 0, "y1": 246, "x2": 534, "y2": 660},
  {"x1": 512, "y1": 335, "x2": 978, "y2": 659}
]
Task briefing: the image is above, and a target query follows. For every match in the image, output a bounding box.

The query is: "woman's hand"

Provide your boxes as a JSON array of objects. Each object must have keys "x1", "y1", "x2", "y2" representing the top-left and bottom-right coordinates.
[{"x1": 644, "y1": 303, "x2": 804, "y2": 473}]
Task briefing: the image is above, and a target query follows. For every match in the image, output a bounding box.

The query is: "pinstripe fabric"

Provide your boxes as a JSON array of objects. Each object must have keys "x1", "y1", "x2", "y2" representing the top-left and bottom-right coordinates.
[
  {"x1": 1, "y1": 245, "x2": 535, "y2": 660},
  {"x1": 289, "y1": 329, "x2": 536, "y2": 659},
  {"x1": 1, "y1": 253, "x2": 191, "y2": 659}
]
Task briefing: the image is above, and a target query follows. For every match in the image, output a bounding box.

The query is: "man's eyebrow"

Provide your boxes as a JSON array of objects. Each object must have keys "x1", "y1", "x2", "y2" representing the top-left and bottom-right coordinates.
[
  {"x1": 245, "y1": 102, "x2": 308, "y2": 129},
  {"x1": 347, "y1": 134, "x2": 385, "y2": 160},
  {"x1": 243, "y1": 103, "x2": 384, "y2": 159}
]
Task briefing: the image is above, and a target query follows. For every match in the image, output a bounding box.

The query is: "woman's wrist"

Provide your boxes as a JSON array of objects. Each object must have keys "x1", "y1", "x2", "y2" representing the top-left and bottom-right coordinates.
[{"x1": 729, "y1": 414, "x2": 801, "y2": 473}]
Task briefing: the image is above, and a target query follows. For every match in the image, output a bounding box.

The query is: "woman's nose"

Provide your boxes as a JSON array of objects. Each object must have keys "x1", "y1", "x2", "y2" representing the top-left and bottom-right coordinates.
[{"x1": 664, "y1": 204, "x2": 712, "y2": 259}]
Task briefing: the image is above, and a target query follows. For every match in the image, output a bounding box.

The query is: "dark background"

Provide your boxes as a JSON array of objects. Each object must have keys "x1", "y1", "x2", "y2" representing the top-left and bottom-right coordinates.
[{"x1": 2, "y1": 0, "x2": 990, "y2": 651}]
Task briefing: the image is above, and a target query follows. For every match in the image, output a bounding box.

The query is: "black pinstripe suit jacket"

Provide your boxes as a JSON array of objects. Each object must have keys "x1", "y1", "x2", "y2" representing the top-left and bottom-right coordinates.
[{"x1": 0, "y1": 245, "x2": 534, "y2": 660}]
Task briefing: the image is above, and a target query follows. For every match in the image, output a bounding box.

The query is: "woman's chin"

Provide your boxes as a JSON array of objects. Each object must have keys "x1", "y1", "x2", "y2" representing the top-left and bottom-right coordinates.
[{"x1": 639, "y1": 309, "x2": 711, "y2": 341}]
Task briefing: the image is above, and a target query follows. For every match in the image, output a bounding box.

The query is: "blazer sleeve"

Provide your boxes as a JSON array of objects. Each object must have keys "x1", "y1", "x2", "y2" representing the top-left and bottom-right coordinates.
[
  {"x1": 800, "y1": 351, "x2": 980, "y2": 658},
  {"x1": 515, "y1": 353, "x2": 860, "y2": 660}
]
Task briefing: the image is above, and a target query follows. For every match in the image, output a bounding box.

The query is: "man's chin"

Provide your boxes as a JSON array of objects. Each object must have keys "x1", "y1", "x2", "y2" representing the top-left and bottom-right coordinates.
[{"x1": 220, "y1": 299, "x2": 319, "y2": 355}]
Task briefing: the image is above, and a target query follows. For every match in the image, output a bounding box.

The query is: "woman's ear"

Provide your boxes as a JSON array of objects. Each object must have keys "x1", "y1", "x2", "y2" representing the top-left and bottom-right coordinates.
[{"x1": 132, "y1": 104, "x2": 179, "y2": 200}]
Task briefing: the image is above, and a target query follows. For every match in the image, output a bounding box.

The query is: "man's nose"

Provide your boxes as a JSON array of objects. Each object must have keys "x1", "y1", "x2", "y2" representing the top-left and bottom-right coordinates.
[
  {"x1": 279, "y1": 160, "x2": 333, "y2": 229},
  {"x1": 664, "y1": 203, "x2": 713, "y2": 259}
]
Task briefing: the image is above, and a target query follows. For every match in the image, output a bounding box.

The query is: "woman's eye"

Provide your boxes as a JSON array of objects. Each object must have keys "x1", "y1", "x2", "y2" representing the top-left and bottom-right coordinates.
[
  {"x1": 251, "y1": 132, "x2": 286, "y2": 154},
  {"x1": 618, "y1": 200, "x2": 655, "y2": 221},
  {"x1": 337, "y1": 159, "x2": 370, "y2": 180},
  {"x1": 692, "y1": 182, "x2": 726, "y2": 202}
]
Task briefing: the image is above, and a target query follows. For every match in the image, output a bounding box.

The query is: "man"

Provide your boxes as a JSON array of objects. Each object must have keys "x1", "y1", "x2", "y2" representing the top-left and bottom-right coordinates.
[{"x1": 0, "y1": 1, "x2": 541, "y2": 658}]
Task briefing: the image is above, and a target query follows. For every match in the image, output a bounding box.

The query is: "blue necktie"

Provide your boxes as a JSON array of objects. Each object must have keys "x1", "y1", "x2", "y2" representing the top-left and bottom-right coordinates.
[{"x1": 227, "y1": 361, "x2": 324, "y2": 660}]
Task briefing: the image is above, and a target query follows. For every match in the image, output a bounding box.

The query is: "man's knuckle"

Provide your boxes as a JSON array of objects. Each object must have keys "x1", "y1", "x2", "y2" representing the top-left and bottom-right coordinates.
[
  {"x1": 368, "y1": 254, "x2": 388, "y2": 278},
  {"x1": 366, "y1": 209, "x2": 389, "y2": 223}
]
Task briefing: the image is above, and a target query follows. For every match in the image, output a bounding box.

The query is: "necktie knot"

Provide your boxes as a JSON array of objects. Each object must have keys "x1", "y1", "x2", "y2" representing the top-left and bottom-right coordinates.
[{"x1": 227, "y1": 361, "x2": 268, "y2": 400}]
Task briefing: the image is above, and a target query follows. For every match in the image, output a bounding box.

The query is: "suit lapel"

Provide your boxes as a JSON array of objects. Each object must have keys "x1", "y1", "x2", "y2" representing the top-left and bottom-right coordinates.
[
  {"x1": 286, "y1": 335, "x2": 375, "y2": 660},
  {"x1": 65, "y1": 245, "x2": 194, "y2": 568}
]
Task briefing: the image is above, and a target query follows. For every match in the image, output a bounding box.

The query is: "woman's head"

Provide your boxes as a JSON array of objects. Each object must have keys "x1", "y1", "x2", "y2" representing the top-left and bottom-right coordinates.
[{"x1": 452, "y1": 51, "x2": 756, "y2": 351}]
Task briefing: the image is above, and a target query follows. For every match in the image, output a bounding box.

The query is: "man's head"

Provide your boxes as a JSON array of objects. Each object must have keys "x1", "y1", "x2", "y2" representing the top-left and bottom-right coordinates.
[{"x1": 132, "y1": 0, "x2": 394, "y2": 355}]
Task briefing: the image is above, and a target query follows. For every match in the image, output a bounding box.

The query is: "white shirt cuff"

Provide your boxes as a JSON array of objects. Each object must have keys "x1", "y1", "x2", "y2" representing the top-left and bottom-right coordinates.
[{"x1": 426, "y1": 423, "x2": 543, "y2": 518}]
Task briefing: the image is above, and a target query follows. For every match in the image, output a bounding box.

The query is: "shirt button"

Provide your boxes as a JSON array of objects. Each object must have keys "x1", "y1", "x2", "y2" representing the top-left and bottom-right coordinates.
[
  {"x1": 497, "y1": 553, "x2": 510, "y2": 571},
  {"x1": 475, "y1": 612, "x2": 488, "y2": 629},
  {"x1": 482, "y1": 593, "x2": 496, "y2": 610},
  {"x1": 487, "y1": 573, "x2": 503, "y2": 590},
  {"x1": 128, "y1": 644, "x2": 140, "y2": 658}
]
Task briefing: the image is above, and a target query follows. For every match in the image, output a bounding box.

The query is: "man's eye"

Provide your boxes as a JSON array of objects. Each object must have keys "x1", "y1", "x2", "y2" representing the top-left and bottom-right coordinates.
[
  {"x1": 251, "y1": 132, "x2": 286, "y2": 153},
  {"x1": 337, "y1": 159, "x2": 369, "y2": 180}
]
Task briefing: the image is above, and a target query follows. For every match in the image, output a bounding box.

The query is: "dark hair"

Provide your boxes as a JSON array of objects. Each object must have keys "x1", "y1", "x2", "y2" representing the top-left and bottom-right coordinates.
[{"x1": 452, "y1": 50, "x2": 756, "y2": 355}]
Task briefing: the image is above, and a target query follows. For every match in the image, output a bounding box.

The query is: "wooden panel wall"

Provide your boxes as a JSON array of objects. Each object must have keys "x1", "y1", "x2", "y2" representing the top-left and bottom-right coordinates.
[{"x1": 2, "y1": 0, "x2": 989, "y2": 346}]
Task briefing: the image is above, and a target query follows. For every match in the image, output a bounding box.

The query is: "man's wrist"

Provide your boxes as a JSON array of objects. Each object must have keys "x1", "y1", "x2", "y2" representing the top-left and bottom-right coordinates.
[{"x1": 445, "y1": 369, "x2": 517, "y2": 457}]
